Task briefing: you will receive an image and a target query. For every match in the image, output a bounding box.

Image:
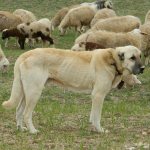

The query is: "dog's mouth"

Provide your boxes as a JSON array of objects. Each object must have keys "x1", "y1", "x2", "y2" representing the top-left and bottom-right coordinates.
[{"x1": 132, "y1": 66, "x2": 145, "y2": 75}]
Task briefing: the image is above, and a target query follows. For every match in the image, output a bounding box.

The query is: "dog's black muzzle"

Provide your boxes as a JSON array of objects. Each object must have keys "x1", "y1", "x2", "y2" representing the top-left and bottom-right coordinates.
[{"x1": 132, "y1": 63, "x2": 145, "y2": 75}]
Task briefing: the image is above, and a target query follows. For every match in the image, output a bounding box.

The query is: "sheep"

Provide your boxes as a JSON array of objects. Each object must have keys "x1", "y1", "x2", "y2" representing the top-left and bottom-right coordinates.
[
  {"x1": 71, "y1": 24, "x2": 150, "y2": 52},
  {"x1": 2, "y1": 28, "x2": 54, "y2": 49},
  {"x1": 17, "y1": 18, "x2": 52, "y2": 47},
  {"x1": 51, "y1": 7, "x2": 70, "y2": 29},
  {"x1": 2, "y1": 28, "x2": 28, "y2": 49},
  {"x1": 13, "y1": 9, "x2": 37, "y2": 23},
  {"x1": 90, "y1": 8, "x2": 116, "y2": 27},
  {"x1": 139, "y1": 22, "x2": 150, "y2": 65},
  {"x1": 51, "y1": 0, "x2": 113, "y2": 30},
  {"x1": 58, "y1": 6, "x2": 97, "y2": 35},
  {"x1": 81, "y1": 0, "x2": 113, "y2": 9},
  {"x1": 0, "y1": 44, "x2": 9, "y2": 72},
  {"x1": 144, "y1": 11, "x2": 150, "y2": 65},
  {"x1": 91, "y1": 15, "x2": 141, "y2": 32},
  {"x1": 0, "y1": 11, "x2": 23, "y2": 47},
  {"x1": 0, "y1": 11, "x2": 22, "y2": 32},
  {"x1": 17, "y1": 18, "x2": 52, "y2": 37}
]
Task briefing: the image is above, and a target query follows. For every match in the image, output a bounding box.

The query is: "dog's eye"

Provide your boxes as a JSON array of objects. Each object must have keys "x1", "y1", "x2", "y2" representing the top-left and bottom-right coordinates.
[{"x1": 130, "y1": 56, "x2": 136, "y2": 60}]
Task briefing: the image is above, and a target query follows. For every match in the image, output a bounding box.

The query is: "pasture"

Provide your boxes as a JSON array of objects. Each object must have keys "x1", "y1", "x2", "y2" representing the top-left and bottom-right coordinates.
[{"x1": 0, "y1": 0, "x2": 150, "y2": 149}]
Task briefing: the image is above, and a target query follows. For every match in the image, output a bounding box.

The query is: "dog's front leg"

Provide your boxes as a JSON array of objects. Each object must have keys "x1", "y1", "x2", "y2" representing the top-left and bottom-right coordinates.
[{"x1": 90, "y1": 89, "x2": 108, "y2": 133}]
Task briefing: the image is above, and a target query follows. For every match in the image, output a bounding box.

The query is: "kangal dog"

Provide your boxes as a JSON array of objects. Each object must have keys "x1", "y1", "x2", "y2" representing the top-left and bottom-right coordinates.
[{"x1": 2, "y1": 45, "x2": 144, "y2": 134}]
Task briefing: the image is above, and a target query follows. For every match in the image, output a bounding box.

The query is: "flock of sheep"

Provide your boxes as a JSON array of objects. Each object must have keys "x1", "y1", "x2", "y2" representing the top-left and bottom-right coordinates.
[{"x1": 0, "y1": 0, "x2": 150, "y2": 86}]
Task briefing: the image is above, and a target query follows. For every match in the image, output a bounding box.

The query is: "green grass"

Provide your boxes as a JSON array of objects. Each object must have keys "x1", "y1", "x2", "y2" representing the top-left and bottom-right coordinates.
[{"x1": 0, "y1": 0, "x2": 150, "y2": 149}]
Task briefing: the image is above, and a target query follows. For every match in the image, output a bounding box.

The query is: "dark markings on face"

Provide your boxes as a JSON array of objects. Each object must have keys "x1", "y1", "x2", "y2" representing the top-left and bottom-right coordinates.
[
  {"x1": 118, "y1": 52, "x2": 124, "y2": 61},
  {"x1": 46, "y1": 28, "x2": 50, "y2": 32},
  {"x1": 131, "y1": 54, "x2": 144, "y2": 74}
]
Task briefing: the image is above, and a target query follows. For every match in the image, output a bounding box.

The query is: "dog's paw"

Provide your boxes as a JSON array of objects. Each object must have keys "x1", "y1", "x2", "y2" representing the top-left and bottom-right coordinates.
[
  {"x1": 30, "y1": 129, "x2": 39, "y2": 134},
  {"x1": 17, "y1": 126, "x2": 28, "y2": 132},
  {"x1": 89, "y1": 125, "x2": 106, "y2": 133}
]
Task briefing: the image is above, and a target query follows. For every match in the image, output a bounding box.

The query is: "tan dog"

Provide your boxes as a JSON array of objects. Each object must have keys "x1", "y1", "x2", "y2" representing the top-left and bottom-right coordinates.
[{"x1": 2, "y1": 45, "x2": 144, "y2": 134}]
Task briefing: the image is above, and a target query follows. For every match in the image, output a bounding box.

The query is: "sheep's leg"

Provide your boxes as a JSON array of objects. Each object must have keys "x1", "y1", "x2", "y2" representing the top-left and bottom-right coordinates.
[
  {"x1": 76, "y1": 25, "x2": 82, "y2": 34},
  {"x1": 18, "y1": 38, "x2": 25, "y2": 49},
  {"x1": 59, "y1": 27, "x2": 67, "y2": 36},
  {"x1": 4, "y1": 38, "x2": 9, "y2": 48}
]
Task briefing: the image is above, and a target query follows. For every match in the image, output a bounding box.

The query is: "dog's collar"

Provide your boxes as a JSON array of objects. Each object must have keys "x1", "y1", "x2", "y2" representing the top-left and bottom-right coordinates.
[
  {"x1": 111, "y1": 63, "x2": 122, "y2": 75},
  {"x1": 111, "y1": 63, "x2": 124, "y2": 89}
]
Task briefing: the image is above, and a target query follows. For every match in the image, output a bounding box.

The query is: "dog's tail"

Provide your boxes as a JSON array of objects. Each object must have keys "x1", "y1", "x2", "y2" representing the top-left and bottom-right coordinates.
[{"x1": 2, "y1": 59, "x2": 24, "y2": 109}]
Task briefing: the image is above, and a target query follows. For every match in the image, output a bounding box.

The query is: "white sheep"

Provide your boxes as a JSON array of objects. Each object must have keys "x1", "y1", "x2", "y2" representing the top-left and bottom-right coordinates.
[
  {"x1": 91, "y1": 15, "x2": 141, "y2": 32},
  {"x1": 0, "y1": 11, "x2": 22, "y2": 32},
  {"x1": 144, "y1": 11, "x2": 150, "y2": 65},
  {"x1": 58, "y1": 6, "x2": 97, "y2": 35},
  {"x1": 13, "y1": 9, "x2": 37, "y2": 23},
  {"x1": 80, "y1": 0, "x2": 113, "y2": 9},
  {"x1": 0, "y1": 44, "x2": 9, "y2": 72},
  {"x1": 71, "y1": 24, "x2": 150, "y2": 52},
  {"x1": 0, "y1": 11, "x2": 23, "y2": 47},
  {"x1": 51, "y1": 7, "x2": 70, "y2": 29},
  {"x1": 17, "y1": 18, "x2": 52, "y2": 47},
  {"x1": 18, "y1": 18, "x2": 52, "y2": 36},
  {"x1": 90, "y1": 8, "x2": 116, "y2": 27},
  {"x1": 51, "y1": 0, "x2": 113, "y2": 31}
]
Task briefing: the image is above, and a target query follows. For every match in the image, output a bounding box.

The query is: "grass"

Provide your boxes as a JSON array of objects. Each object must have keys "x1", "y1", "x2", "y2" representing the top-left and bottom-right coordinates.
[{"x1": 0, "y1": 0, "x2": 150, "y2": 149}]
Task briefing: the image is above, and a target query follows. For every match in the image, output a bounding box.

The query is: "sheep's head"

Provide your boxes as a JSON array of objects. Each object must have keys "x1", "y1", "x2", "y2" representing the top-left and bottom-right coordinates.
[
  {"x1": 96, "y1": 0, "x2": 113, "y2": 9},
  {"x1": 2, "y1": 29, "x2": 8, "y2": 39},
  {"x1": 17, "y1": 23, "x2": 30, "y2": 35},
  {"x1": 104, "y1": 0, "x2": 113, "y2": 9}
]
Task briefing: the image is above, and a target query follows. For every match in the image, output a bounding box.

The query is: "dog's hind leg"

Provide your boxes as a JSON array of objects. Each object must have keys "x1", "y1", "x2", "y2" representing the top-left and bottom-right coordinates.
[
  {"x1": 22, "y1": 69, "x2": 48, "y2": 134},
  {"x1": 16, "y1": 97, "x2": 27, "y2": 131}
]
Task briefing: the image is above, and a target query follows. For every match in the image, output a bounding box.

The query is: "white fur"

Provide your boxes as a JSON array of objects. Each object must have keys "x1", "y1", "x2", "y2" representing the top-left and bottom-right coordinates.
[{"x1": 2, "y1": 46, "x2": 143, "y2": 134}]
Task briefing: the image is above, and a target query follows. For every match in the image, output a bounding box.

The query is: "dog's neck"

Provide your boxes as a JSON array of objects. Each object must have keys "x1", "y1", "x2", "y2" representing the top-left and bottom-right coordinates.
[{"x1": 111, "y1": 62, "x2": 122, "y2": 75}]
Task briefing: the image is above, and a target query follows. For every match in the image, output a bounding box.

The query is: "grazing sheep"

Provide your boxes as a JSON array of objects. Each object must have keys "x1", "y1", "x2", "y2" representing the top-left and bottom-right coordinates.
[
  {"x1": 58, "y1": 6, "x2": 96, "y2": 35},
  {"x1": 17, "y1": 18, "x2": 52, "y2": 37},
  {"x1": 2, "y1": 28, "x2": 54, "y2": 49},
  {"x1": 81, "y1": 0, "x2": 113, "y2": 9},
  {"x1": 0, "y1": 11, "x2": 22, "y2": 31},
  {"x1": 139, "y1": 22, "x2": 150, "y2": 65},
  {"x1": 17, "y1": 18, "x2": 52, "y2": 47},
  {"x1": 91, "y1": 15, "x2": 141, "y2": 32},
  {"x1": 2, "y1": 28, "x2": 28, "y2": 49},
  {"x1": 0, "y1": 11, "x2": 23, "y2": 47},
  {"x1": 144, "y1": 11, "x2": 150, "y2": 65},
  {"x1": 71, "y1": 24, "x2": 150, "y2": 52},
  {"x1": 0, "y1": 44, "x2": 9, "y2": 72},
  {"x1": 51, "y1": 0, "x2": 113, "y2": 30},
  {"x1": 51, "y1": 7, "x2": 70, "y2": 29},
  {"x1": 90, "y1": 8, "x2": 116, "y2": 27},
  {"x1": 13, "y1": 9, "x2": 37, "y2": 23}
]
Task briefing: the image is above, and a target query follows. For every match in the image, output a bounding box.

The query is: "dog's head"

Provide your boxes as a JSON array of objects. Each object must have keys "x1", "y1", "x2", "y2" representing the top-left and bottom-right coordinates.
[{"x1": 115, "y1": 46, "x2": 145, "y2": 75}]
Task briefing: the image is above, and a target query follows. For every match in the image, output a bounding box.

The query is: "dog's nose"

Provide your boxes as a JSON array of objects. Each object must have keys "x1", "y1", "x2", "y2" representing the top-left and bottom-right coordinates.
[{"x1": 140, "y1": 66, "x2": 145, "y2": 74}]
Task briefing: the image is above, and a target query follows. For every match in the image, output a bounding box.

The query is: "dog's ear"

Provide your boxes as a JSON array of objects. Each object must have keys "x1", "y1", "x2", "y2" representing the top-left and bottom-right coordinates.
[{"x1": 118, "y1": 52, "x2": 124, "y2": 61}]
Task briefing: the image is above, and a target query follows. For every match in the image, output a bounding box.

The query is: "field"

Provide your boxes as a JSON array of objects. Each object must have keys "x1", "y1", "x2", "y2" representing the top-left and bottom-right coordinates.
[{"x1": 0, "y1": 0, "x2": 150, "y2": 149}]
